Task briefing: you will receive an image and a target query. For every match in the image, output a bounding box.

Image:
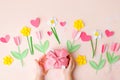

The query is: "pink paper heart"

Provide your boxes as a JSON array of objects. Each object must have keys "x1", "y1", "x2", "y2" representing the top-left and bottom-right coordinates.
[
  {"x1": 80, "y1": 32, "x2": 91, "y2": 41},
  {"x1": 105, "y1": 29, "x2": 114, "y2": 37},
  {"x1": 30, "y1": 18, "x2": 40, "y2": 28},
  {"x1": 47, "y1": 31, "x2": 52, "y2": 36},
  {"x1": 60, "y1": 21, "x2": 66, "y2": 27},
  {"x1": 0, "y1": 35, "x2": 10, "y2": 43}
]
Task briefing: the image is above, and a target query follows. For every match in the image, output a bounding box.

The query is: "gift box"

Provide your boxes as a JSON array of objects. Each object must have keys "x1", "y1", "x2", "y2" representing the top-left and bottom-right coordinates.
[{"x1": 39, "y1": 49, "x2": 70, "y2": 71}]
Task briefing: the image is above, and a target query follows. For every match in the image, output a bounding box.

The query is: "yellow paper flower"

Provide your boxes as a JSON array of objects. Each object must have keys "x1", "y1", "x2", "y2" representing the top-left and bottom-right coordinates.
[
  {"x1": 20, "y1": 26, "x2": 31, "y2": 36},
  {"x1": 3, "y1": 55, "x2": 14, "y2": 65},
  {"x1": 75, "y1": 55, "x2": 87, "y2": 66},
  {"x1": 74, "y1": 20, "x2": 84, "y2": 31}
]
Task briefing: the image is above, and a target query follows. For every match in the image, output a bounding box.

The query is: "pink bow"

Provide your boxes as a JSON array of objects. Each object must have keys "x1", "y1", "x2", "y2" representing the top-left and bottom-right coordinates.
[{"x1": 44, "y1": 49, "x2": 69, "y2": 70}]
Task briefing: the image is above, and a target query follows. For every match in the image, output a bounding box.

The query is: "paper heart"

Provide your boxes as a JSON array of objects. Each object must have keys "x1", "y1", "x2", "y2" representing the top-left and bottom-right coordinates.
[
  {"x1": 47, "y1": 31, "x2": 52, "y2": 36},
  {"x1": 30, "y1": 18, "x2": 40, "y2": 28},
  {"x1": 0, "y1": 35, "x2": 10, "y2": 43},
  {"x1": 80, "y1": 32, "x2": 91, "y2": 41},
  {"x1": 105, "y1": 29, "x2": 114, "y2": 37},
  {"x1": 60, "y1": 21, "x2": 66, "y2": 27}
]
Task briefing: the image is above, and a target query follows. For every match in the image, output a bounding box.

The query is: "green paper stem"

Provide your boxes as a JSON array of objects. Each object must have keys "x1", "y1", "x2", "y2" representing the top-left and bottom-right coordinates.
[
  {"x1": 51, "y1": 27, "x2": 60, "y2": 44},
  {"x1": 18, "y1": 46, "x2": 21, "y2": 53},
  {"x1": 27, "y1": 37, "x2": 32, "y2": 55},
  {"x1": 21, "y1": 59, "x2": 24, "y2": 67},
  {"x1": 30, "y1": 36, "x2": 34, "y2": 55},
  {"x1": 53, "y1": 27, "x2": 60, "y2": 44},
  {"x1": 94, "y1": 39, "x2": 98, "y2": 57},
  {"x1": 90, "y1": 40, "x2": 95, "y2": 58}
]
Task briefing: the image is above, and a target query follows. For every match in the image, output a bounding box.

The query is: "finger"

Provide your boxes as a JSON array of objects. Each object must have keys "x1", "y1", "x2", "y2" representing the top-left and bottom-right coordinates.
[{"x1": 67, "y1": 55, "x2": 73, "y2": 70}]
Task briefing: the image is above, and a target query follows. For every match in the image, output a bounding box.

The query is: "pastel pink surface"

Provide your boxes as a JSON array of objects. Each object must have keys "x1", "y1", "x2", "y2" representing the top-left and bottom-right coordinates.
[
  {"x1": 30, "y1": 18, "x2": 40, "y2": 28},
  {"x1": 80, "y1": 32, "x2": 92, "y2": 41},
  {"x1": 0, "y1": 35, "x2": 10, "y2": 43},
  {"x1": 105, "y1": 29, "x2": 114, "y2": 37}
]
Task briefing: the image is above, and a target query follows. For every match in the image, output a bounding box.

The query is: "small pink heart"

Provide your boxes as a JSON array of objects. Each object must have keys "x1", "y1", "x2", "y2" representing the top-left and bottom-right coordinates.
[
  {"x1": 0, "y1": 35, "x2": 10, "y2": 43},
  {"x1": 80, "y1": 32, "x2": 92, "y2": 41},
  {"x1": 47, "y1": 31, "x2": 52, "y2": 36},
  {"x1": 60, "y1": 21, "x2": 66, "y2": 27},
  {"x1": 105, "y1": 29, "x2": 114, "y2": 37},
  {"x1": 31, "y1": 18, "x2": 40, "y2": 28}
]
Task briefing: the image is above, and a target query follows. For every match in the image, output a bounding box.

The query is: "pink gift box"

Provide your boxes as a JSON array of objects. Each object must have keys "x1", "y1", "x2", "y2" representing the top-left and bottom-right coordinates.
[{"x1": 39, "y1": 49, "x2": 70, "y2": 71}]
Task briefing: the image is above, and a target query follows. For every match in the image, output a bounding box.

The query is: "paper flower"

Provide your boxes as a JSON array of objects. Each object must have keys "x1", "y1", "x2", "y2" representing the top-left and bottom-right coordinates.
[
  {"x1": 75, "y1": 55, "x2": 87, "y2": 66},
  {"x1": 111, "y1": 42, "x2": 120, "y2": 53},
  {"x1": 36, "y1": 31, "x2": 42, "y2": 41},
  {"x1": 74, "y1": 20, "x2": 84, "y2": 31},
  {"x1": 20, "y1": 26, "x2": 34, "y2": 55},
  {"x1": 20, "y1": 26, "x2": 31, "y2": 37},
  {"x1": 13, "y1": 36, "x2": 21, "y2": 46},
  {"x1": 3, "y1": 55, "x2": 14, "y2": 65},
  {"x1": 101, "y1": 44, "x2": 108, "y2": 54},
  {"x1": 39, "y1": 49, "x2": 69, "y2": 71},
  {"x1": 47, "y1": 17, "x2": 58, "y2": 27},
  {"x1": 47, "y1": 17, "x2": 60, "y2": 44},
  {"x1": 93, "y1": 31, "x2": 102, "y2": 39}
]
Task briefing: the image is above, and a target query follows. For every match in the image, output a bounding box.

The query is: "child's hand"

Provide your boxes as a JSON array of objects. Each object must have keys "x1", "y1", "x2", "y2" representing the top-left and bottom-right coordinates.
[
  {"x1": 35, "y1": 57, "x2": 47, "y2": 80},
  {"x1": 62, "y1": 54, "x2": 75, "y2": 80}
]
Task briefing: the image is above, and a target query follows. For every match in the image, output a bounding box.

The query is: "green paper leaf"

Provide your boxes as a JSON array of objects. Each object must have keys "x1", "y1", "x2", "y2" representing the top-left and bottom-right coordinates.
[
  {"x1": 69, "y1": 44, "x2": 80, "y2": 53},
  {"x1": 112, "y1": 56, "x2": 120, "y2": 64},
  {"x1": 34, "y1": 44, "x2": 44, "y2": 53},
  {"x1": 21, "y1": 49, "x2": 28, "y2": 59},
  {"x1": 106, "y1": 52, "x2": 112, "y2": 64},
  {"x1": 67, "y1": 40, "x2": 72, "y2": 51},
  {"x1": 98, "y1": 59, "x2": 106, "y2": 70},
  {"x1": 89, "y1": 61, "x2": 98, "y2": 70},
  {"x1": 11, "y1": 51, "x2": 22, "y2": 60},
  {"x1": 43, "y1": 40, "x2": 49, "y2": 53}
]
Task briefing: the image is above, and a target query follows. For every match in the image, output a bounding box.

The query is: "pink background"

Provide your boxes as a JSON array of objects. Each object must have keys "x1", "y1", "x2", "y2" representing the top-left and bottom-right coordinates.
[{"x1": 0, "y1": 0, "x2": 120, "y2": 80}]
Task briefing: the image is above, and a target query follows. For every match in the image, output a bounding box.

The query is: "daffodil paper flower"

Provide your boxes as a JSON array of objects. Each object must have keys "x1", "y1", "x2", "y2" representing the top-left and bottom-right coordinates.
[
  {"x1": 74, "y1": 20, "x2": 84, "y2": 31},
  {"x1": 75, "y1": 55, "x2": 87, "y2": 66},
  {"x1": 47, "y1": 17, "x2": 60, "y2": 44},
  {"x1": 3, "y1": 55, "x2": 14, "y2": 65},
  {"x1": 21, "y1": 26, "x2": 31, "y2": 37},
  {"x1": 93, "y1": 30, "x2": 102, "y2": 39},
  {"x1": 47, "y1": 17, "x2": 58, "y2": 27}
]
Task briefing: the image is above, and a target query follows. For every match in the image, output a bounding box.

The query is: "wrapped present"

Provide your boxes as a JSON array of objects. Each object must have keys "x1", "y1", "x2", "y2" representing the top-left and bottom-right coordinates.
[{"x1": 39, "y1": 49, "x2": 70, "y2": 71}]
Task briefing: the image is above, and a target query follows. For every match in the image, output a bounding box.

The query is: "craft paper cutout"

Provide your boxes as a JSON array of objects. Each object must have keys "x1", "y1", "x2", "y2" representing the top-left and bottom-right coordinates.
[
  {"x1": 0, "y1": 34, "x2": 10, "y2": 43},
  {"x1": 47, "y1": 17, "x2": 61, "y2": 44},
  {"x1": 20, "y1": 26, "x2": 34, "y2": 55},
  {"x1": 106, "y1": 42, "x2": 120, "y2": 71},
  {"x1": 34, "y1": 40, "x2": 49, "y2": 54},
  {"x1": 72, "y1": 30, "x2": 81, "y2": 41},
  {"x1": 75, "y1": 55, "x2": 87, "y2": 66},
  {"x1": 74, "y1": 19, "x2": 84, "y2": 31},
  {"x1": 89, "y1": 44, "x2": 106, "y2": 73},
  {"x1": 80, "y1": 32, "x2": 91, "y2": 41},
  {"x1": 11, "y1": 36, "x2": 28, "y2": 66},
  {"x1": 3, "y1": 55, "x2": 14, "y2": 65},
  {"x1": 93, "y1": 30, "x2": 102, "y2": 39},
  {"x1": 39, "y1": 49, "x2": 69, "y2": 71},
  {"x1": 105, "y1": 29, "x2": 114, "y2": 37},
  {"x1": 60, "y1": 21, "x2": 66, "y2": 27},
  {"x1": 47, "y1": 31, "x2": 52, "y2": 36},
  {"x1": 30, "y1": 17, "x2": 40, "y2": 28},
  {"x1": 67, "y1": 40, "x2": 80, "y2": 53},
  {"x1": 36, "y1": 31, "x2": 42, "y2": 41}
]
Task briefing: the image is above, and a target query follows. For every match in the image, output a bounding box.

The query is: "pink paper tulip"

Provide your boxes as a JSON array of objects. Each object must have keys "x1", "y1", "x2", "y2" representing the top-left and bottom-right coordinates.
[
  {"x1": 111, "y1": 42, "x2": 120, "y2": 53},
  {"x1": 101, "y1": 44, "x2": 108, "y2": 54},
  {"x1": 36, "y1": 31, "x2": 42, "y2": 41},
  {"x1": 13, "y1": 36, "x2": 21, "y2": 46}
]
